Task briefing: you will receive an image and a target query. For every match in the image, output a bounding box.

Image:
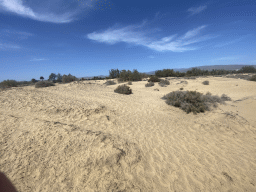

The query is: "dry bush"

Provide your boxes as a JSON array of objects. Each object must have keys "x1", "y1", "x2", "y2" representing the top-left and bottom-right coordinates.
[
  {"x1": 117, "y1": 78, "x2": 124, "y2": 83},
  {"x1": 148, "y1": 76, "x2": 160, "y2": 82},
  {"x1": 104, "y1": 80, "x2": 116, "y2": 85},
  {"x1": 145, "y1": 82, "x2": 154, "y2": 87},
  {"x1": 127, "y1": 81, "x2": 132, "y2": 85},
  {"x1": 158, "y1": 79, "x2": 170, "y2": 87},
  {"x1": 202, "y1": 80, "x2": 209, "y2": 85},
  {"x1": 249, "y1": 75, "x2": 256, "y2": 81},
  {"x1": 162, "y1": 91, "x2": 227, "y2": 114},
  {"x1": 35, "y1": 81, "x2": 55, "y2": 88},
  {"x1": 221, "y1": 94, "x2": 231, "y2": 101},
  {"x1": 180, "y1": 87, "x2": 184, "y2": 90},
  {"x1": 114, "y1": 84, "x2": 132, "y2": 94}
]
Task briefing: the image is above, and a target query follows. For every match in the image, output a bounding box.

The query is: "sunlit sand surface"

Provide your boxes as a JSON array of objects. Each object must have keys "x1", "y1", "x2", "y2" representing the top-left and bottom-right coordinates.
[{"x1": 1, "y1": 76, "x2": 256, "y2": 191}]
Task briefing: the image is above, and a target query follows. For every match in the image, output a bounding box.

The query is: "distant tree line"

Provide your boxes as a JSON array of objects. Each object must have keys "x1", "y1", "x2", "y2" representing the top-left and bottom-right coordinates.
[
  {"x1": 1, "y1": 66, "x2": 255, "y2": 89},
  {"x1": 154, "y1": 66, "x2": 256, "y2": 77}
]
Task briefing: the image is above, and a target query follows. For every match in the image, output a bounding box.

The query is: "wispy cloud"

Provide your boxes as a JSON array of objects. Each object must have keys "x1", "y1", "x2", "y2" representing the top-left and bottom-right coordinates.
[
  {"x1": 87, "y1": 22, "x2": 212, "y2": 52},
  {"x1": 0, "y1": 0, "x2": 93, "y2": 23},
  {"x1": 30, "y1": 58, "x2": 48, "y2": 61},
  {"x1": 0, "y1": 43, "x2": 21, "y2": 50},
  {"x1": 148, "y1": 55, "x2": 155, "y2": 59},
  {"x1": 188, "y1": 5, "x2": 207, "y2": 16}
]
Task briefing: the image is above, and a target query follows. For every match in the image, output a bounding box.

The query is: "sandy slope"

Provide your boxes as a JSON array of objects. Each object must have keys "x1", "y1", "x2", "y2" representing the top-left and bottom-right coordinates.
[{"x1": 0, "y1": 77, "x2": 256, "y2": 192}]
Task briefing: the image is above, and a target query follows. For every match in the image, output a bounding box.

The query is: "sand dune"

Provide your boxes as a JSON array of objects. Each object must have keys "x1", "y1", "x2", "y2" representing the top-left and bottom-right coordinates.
[{"x1": 0, "y1": 76, "x2": 256, "y2": 191}]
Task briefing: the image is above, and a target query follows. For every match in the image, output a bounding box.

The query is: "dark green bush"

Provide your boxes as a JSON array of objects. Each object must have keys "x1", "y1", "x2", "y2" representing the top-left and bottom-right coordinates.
[
  {"x1": 62, "y1": 74, "x2": 78, "y2": 83},
  {"x1": 145, "y1": 82, "x2": 154, "y2": 87},
  {"x1": 249, "y1": 75, "x2": 256, "y2": 81},
  {"x1": 104, "y1": 80, "x2": 116, "y2": 85},
  {"x1": 114, "y1": 84, "x2": 132, "y2": 94},
  {"x1": 158, "y1": 79, "x2": 170, "y2": 87},
  {"x1": 35, "y1": 81, "x2": 55, "y2": 88},
  {"x1": 162, "y1": 91, "x2": 226, "y2": 114},
  {"x1": 148, "y1": 76, "x2": 160, "y2": 82},
  {"x1": 0, "y1": 80, "x2": 18, "y2": 88},
  {"x1": 202, "y1": 80, "x2": 209, "y2": 85}
]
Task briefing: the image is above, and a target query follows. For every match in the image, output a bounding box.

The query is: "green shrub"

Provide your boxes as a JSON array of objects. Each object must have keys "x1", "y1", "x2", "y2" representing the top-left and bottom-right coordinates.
[
  {"x1": 104, "y1": 80, "x2": 116, "y2": 85},
  {"x1": 145, "y1": 82, "x2": 154, "y2": 87},
  {"x1": 114, "y1": 84, "x2": 132, "y2": 94},
  {"x1": 31, "y1": 78, "x2": 37, "y2": 83},
  {"x1": 249, "y1": 75, "x2": 256, "y2": 81},
  {"x1": 158, "y1": 79, "x2": 170, "y2": 87},
  {"x1": 162, "y1": 91, "x2": 226, "y2": 114},
  {"x1": 148, "y1": 76, "x2": 160, "y2": 82},
  {"x1": 127, "y1": 81, "x2": 132, "y2": 85},
  {"x1": 202, "y1": 80, "x2": 209, "y2": 85},
  {"x1": 35, "y1": 81, "x2": 55, "y2": 88},
  {"x1": 0, "y1": 80, "x2": 18, "y2": 88}
]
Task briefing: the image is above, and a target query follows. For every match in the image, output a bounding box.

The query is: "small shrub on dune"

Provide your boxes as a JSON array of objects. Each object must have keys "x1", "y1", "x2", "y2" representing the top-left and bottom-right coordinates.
[
  {"x1": 104, "y1": 80, "x2": 116, "y2": 85},
  {"x1": 117, "y1": 78, "x2": 124, "y2": 83},
  {"x1": 221, "y1": 94, "x2": 231, "y2": 101},
  {"x1": 202, "y1": 80, "x2": 209, "y2": 85},
  {"x1": 114, "y1": 84, "x2": 132, "y2": 94},
  {"x1": 158, "y1": 79, "x2": 170, "y2": 87},
  {"x1": 145, "y1": 82, "x2": 154, "y2": 87},
  {"x1": 148, "y1": 76, "x2": 160, "y2": 82},
  {"x1": 127, "y1": 81, "x2": 132, "y2": 85},
  {"x1": 249, "y1": 75, "x2": 256, "y2": 81},
  {"x1": 162, "y1": 91, "x2": 227, "y2": 114},
  {"x1": 35, "y1": 81, "x2": 55, "y2": 88}
]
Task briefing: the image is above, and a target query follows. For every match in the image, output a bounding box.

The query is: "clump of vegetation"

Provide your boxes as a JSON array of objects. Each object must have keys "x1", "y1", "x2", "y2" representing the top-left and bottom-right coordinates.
[
  {"x1": 162, "y1": 91, "x2": 227, "y2": 114},
  {"x1": 202, "y1": 80, "x2": 209, "y2": 85},
  {"x1": 127, "y1": 81, "x2": 132, "y2": 85},
  {"x1": 145, "y1": 82, "x2": 154, "y2": 87},
  {"x1": 104, "y1": 80, "x2": 116, "y2": 85},
  {"x1": 148, "y1": 76, "x2": 160, "y2": 82},
  {"x1": 221, "y1": 94, "x2": 231, "y2": 101},
  {"x1": 35, "y1": 81, "x2": 55, "y2": 88},
  {"x1": 114, "y1": 84, "x2": 132, "y2": 94},
  {"x1": 180, "y1": 87, "x2": 184, "y2": 90},
  {"x1": 62, "y1": 74, "x2": 78, "y2": 83},
  {"x1": 158, "y1": 79, "x2": 170, "y2": 87},
  {"x1": 249, "y1": 75, "x2": 256, "y2": 81},
  {"x1": 117, "y1": 78, "x2": 124, "y2": 83},
  {"x1": 109, "y1": 69, "x2": 142, "y2": 82},
  {"x1": 0, "y1": 80, "x2": 18, "y2": 88}
]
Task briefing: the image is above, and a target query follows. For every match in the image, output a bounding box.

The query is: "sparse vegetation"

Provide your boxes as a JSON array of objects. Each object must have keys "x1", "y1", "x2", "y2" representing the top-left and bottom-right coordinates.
[
  {"x1": 127, "y1": 81, "x2": 132, "y2": 85},
  {"x1": 0, "y1": 80, "x2": 18, "y2": 89},
  {"x1": 158, "y1": 79, "x2": 170, "y2": 87},
  {"x1": 35, "y1": 81, "x2": 55, "y2": 88},
  {"x1": 114, "y1": 84, "x2": 132, "y2": 94},
  {"x1": 249, "y1": 75, "x2": 256, "y2": 81},
  {"x1": 104, "y1": 80, "x2": 116, "y2": 85},
  {"x1": 162, "y1": 91, "x2": 227, "y2": 114},
  {"x1": 202, "y1": 80, "x2": 209, "y2": 85},
  {"x1": 145, "y1": 82, "x2": 154, "y2": 87},
  {"x1": 148, "y1": 76, "x2": 160, "y2": 82},
  {"x1": 180, "y1": 87, "x2": 184, "y2": 90}
]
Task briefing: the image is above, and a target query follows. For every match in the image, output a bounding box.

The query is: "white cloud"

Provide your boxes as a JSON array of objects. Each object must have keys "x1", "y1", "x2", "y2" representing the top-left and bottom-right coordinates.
[
  {"x1": 1, "y1": 29, "x2": 34, "y2": 39},
  {"x1": 188, "y1": 5, "x2": 207, "y2": 16},
  {"x1": 0, "y1": 0, "x2": 91, "y2": 23},
  {"x1": 87, "y1": 23, "x2": 211, "y2": 52}
]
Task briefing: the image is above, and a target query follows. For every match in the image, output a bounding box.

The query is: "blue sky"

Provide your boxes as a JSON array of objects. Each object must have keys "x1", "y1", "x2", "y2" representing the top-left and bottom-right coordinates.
[{"x1": 0, "y1": 0, "x2": 255, "y2": 81}]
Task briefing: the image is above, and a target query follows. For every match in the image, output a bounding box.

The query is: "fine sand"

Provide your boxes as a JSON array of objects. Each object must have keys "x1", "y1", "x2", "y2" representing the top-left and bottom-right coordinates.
[{"x1": 0, "y1": 76, "x2": 256, "y2": 191}]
